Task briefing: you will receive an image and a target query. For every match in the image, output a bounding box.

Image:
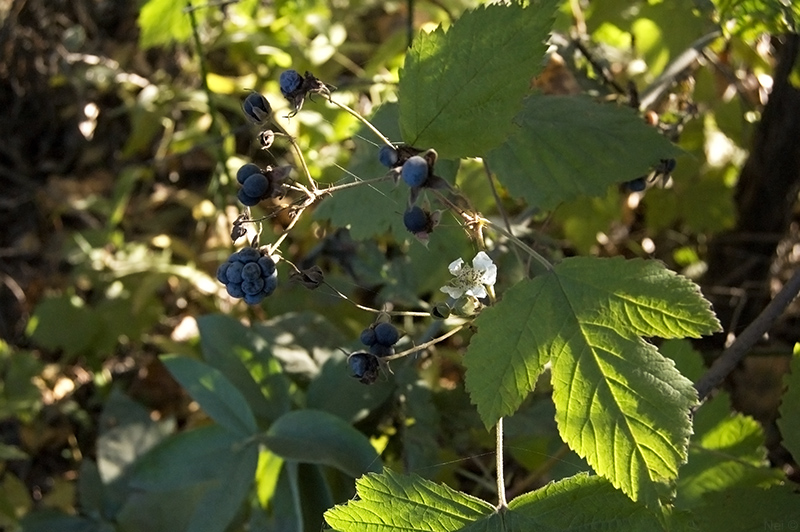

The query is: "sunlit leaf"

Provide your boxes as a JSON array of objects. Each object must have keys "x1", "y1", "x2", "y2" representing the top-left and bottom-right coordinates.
[
  {"x1": 399, "y1": 0, "x2": 559, "y2": 159},
  {"x1": 677, "y1": 393, "x2": 782, "y2": 508},
  {"x1": 464, "y1": 257, "x2": 720, "y2": 503},
  {"x1": 324, "y1": 469, "x2": 495, "y2": 532}
]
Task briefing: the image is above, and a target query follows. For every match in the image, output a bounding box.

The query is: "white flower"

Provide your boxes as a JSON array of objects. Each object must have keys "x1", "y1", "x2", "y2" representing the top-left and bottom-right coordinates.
[{"x1": 440, "y1": 251, "x2": 497, "y2": 299}]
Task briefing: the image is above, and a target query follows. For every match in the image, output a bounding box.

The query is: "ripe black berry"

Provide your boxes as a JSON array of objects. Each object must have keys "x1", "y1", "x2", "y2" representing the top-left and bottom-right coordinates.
[
  {"x1": 374, "y1": 322, "x2": 399, "y2": 346},
  {"x1": 403, "y1": 206, "x2": 429, "y2": 234}
]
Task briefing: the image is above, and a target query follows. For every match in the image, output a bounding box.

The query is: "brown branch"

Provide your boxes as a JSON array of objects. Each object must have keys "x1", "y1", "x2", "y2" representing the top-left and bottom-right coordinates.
[{"x1": 694, "y1": 267, "x2": 800, "y2": 403}]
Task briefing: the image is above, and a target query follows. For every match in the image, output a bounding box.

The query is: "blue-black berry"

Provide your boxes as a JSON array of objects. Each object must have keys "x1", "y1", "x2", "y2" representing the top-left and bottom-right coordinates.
[
  {"x1": 237, "y1": 163, "x2": 261, "y2": 185},
  {"x1": 217, "y1": 248, "x2": 278, "y2": 305},
  {"x1": 625, "y1": 177, "x2": 647, "y2": 192},
  {"x1": 242, "y1": 92, "x2": 271, "y2": 124},
  {"x1": 378, "y1": 145, "x2": 399, "y2": 168},
  {"x1": 243, "y1": 173, "x2": 270, "y2": 198},
  {"x1": 374, "y1": 322, "x2": 399, "y2": 346},
  {"x1": 237, "y1": 188, "x2": 261, "y2": 207},
  {"x1": 348, "y1": 352, "x2": 380, "y2": 384},
  {"x1": 401, "y1": 156, "x2": 428, "y2": 187},
  {"x1": 280, "y1": 70, "x2": 304, "y2": 98},
  {"x1": 403, "y1": 206, "x2": 428, "y2": 234},
  {"x1": 360, "y1": 327, "x2": 377, "y2": 347}
]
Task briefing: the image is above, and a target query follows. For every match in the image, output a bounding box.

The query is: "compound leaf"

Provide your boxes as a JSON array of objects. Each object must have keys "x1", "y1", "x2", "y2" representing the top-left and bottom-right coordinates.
[
  {"x1": 399, "y1": 0, "x2": 558, "y2": 159},
  {"x1": 264, "y1": 409, "x2": 381, "y2": 478},
  {"x1": 464, "y1": 257, "x2": 720, "y2": 504},
  {"x1": 486, "y1": 95, "x2": 683, "y2": 210},
  {"x1": 324, "y1": 469, "x2": 495, "y2": 532}
]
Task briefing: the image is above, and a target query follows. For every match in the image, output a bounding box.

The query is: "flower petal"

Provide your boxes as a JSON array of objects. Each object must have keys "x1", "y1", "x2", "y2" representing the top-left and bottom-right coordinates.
[
  {"x1": 472, "y1": 251, "x2": 493, "y2": 271},
  {"x1": 466, "y1": 285, "x2": 488, "y2": 299},
  {"x1": 448, "y1": 258, "x2": 465, "y2": 276},
  {"x1": 479, "y1": 263, "x2": 498, "y2": 286},
  {"x1": 440, "y1": 284, "x2": 465, "y2": 298}
]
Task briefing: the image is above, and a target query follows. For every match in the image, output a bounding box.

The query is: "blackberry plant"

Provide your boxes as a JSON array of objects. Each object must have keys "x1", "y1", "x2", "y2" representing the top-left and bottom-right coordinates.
[{"x1": 21, "y1": 1, "x2": 800, "y2": 531}]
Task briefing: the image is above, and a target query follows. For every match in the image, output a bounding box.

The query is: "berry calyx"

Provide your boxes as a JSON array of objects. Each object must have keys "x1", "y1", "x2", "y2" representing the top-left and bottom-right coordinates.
[
  {"x1": 348, "y1": 352, "x2": 380, "y2": 384},
  {"x1": 378, "y1": 145, "x2": 399, "y2": 168},
  {"x1": 401, "y1": 156, "x2": 429, "y2": 187},
  {"x1": 242, "y1": 92, "x2": 271, "y2": 124}
]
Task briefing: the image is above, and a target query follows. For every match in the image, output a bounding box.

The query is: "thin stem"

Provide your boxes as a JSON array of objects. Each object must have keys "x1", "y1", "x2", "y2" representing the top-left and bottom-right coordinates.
[
  {"x1": 273, "y1": 121, "x2": 317, "y2": 193},
  {"x1": 483, "y1": 159, "x2": 524, "y2": 269},
  {"x1": 496, "y1": 417, "x2": 507, "y2": 510},
  {"x1": 186, "y1": 0, "x2": 232, "y2": 192},
  {"x1": 326, "y1": 97, "x2": 393, "y2": 147},
  {"x1": 266, "y1": 202, "x2": 311, "y2": 255},
  {"x1": 384, "y1": 324, "x2": 465, "y2": 361},
  {"x1": 480, "y1": 217, "x2": 553, "y2": 271},
  {"x1": 694, "y1": 267, "x2": 800, "y2": 403}
]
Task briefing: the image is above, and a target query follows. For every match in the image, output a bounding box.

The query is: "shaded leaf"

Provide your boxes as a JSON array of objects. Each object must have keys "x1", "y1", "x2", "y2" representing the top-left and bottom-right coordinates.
[
  {"x1": 161, "y1": 355, "x2": 257, "y2": 437},
  {"x1": 264, "y1": 409, "x2": 381, "y2": 478},
  {"x1": 464, "y1": 257, "x2": 720, "y2": 503},
  {"x1": 399, "y1": 0, "x2": 559, "y2": 158},
  {"x1": 130, "y1": 425, "x2": 241, "y2": 491},
  {"x1": 692, "y1": 485, "x2": 800, "y2": 530},
  {"x1": 324, "y1": 469, "x2": 495, "y2": 532},
  {"x1": 777, "y1": 350, "x2": 800, "y2": 471},
  {"x1": 197, "y1": 314, "x2": 291, "y2": 426},
  {"x1": 486, "y1": 95, "x2": 682, "y2": 210}
]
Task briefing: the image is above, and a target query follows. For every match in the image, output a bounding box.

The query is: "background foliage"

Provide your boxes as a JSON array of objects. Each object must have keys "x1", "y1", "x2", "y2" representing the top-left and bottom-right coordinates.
[{"x1": 1, "y1": 0, "x2": 799, "y2": 530}]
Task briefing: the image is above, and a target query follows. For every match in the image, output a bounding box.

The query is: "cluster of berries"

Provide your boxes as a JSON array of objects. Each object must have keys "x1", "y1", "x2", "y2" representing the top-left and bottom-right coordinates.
[
  {"x1": 348, "y1": 322, "x2": 401, "y2": 384},
  {"x1": 216, "y1": 247, "x2": 278, "y2": 305},
  {"x1": 235, "y1": 163, "x2": 290, "y2": 207}
]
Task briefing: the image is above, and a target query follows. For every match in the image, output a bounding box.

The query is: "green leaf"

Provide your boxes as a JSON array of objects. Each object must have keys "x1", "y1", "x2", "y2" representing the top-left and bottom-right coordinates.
[
  {"x1": 677, "y1": 393, "x2": 781, "y2": 508},
  {"x1": 486, "y1": 95, "x2": 683, "y2": 210},
  {"x1": 399, "y1": 0, "x2": 558, "y2": 159},
  {"x1": 197, "y1": 314, "x2": 291, "y2": 426},
  {"x1": 777, "y1": 350, "x2": 800, "y2": 470},
  {"x1": 264, "y1": 409, "x2": 381, "y2": 478},
  {"x1": 161, "y1": 355, "x2": 257, "y2": 437},
  {"x1": 130, "y1": 425, "x2": 241, "y2": 491},
  {"x1": 185, "y1": 440, "x2": 260, "y2": 532},
  {"x1": 464, "y1": 257, "x2": 720, "y2": 503},
  {"x1": 122, "y1": 438, "x2": 258, "y2": 532},
  {"x1": 138, "y1": 0, "x2": 193, "y2": 49},
  {"x1": 324, "y1": 469, "x2": 495, "y2": 532},
  {"x1": 507, "y1": 473, "x2": 667, "y2": 530},
  {"x1": 691, "y1": 485, "x2": 800, "y2": 530}
]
